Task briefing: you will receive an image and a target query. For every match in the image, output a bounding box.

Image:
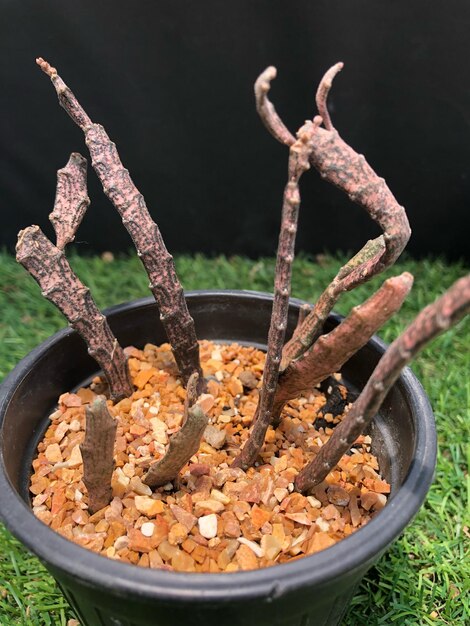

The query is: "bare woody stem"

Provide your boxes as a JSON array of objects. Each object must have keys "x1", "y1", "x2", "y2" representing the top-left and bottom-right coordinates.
[
  {"x1": 36, "y1": 58, "x2": 203, "y2": 390},
  {"x1": 271, "y1": 273, "x2": 413, "y2": 425},
  {"x1": 295, "y1": 274, "x2": 470, "y2": 493},
  {"x1": 80, "y1": 398, "x2": 117, "y2": 513},
  {"x1": 144, "y1": 373, "x2": 208, "y2": 487},
  {"x1": 255, "y1": 63, "x2": 411, "y2": 310},
  {"x1": 282, "y1": 236, "x2": 386, "y2": 367},
  {"x1": 16, "y1": 226, "x2": 133, "y2": 401},
  {"x1": 232, "y1": 119, "x2": 321, "y2": 470},
  {"x1": 50, "y1": 152, "x2": 90, "y2": 250}
]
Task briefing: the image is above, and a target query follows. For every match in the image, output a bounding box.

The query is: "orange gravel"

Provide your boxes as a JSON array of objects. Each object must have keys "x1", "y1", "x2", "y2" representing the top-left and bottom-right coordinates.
[{"x1": 30, "y1": 340, "x2": 390, "y2": 572}]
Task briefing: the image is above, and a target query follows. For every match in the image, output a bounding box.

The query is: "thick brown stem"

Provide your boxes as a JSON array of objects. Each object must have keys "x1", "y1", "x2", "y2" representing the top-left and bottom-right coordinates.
[
  {"x1": 232, "y1": 120, "x2": 321, "y2": 470},
  {"x1": 272, "y1": 272, "x2": 413, "y2": 423},
  {"x1": 50, "y1": 152, "x2": 90, "y2": 249},
  {"x1": 144, "y1": 373, "x2": 208, "y2": 487},
  {"x1": 282, "y1": 236, "x2": 386, "y2": 367},
  {"x1": 296, "y1": 274, "x2": 470, "y2": 492},
  {"x1": 37, "y1": 57, "x2": 203, "y2": 390},
  {"x1": 255, "y1": 63, "x2": 411, "y2": 300},
  {"x1": 80, "y1": 398, "x2": 117, "y2": 513},
  {"x1": 16, "y1": 226, "x2": 132, "y2": 401}
]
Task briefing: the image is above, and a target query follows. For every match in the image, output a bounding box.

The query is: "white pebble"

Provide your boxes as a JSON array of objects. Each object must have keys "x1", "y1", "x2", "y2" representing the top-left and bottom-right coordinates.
[
  {"x1": 237, "y1": 537, "x2": 264, "y2": 558},
  {"x1": 198, "y1": 513, "x2": 218, "y2": 539},
  {"x1": 141, "y1": 522, "x2": 155, "y2": 537}
]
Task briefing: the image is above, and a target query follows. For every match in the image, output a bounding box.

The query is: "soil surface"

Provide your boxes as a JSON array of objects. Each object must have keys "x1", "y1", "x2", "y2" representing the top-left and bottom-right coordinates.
[{"x1": 30, "y1": 340, "x2": 390, "y2": 572}]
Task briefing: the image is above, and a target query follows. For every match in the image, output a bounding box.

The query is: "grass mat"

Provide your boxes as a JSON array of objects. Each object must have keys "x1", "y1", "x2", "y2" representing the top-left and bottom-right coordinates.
[{"x1": 0, "y1": 251, "x2": 468, "y2": 625}]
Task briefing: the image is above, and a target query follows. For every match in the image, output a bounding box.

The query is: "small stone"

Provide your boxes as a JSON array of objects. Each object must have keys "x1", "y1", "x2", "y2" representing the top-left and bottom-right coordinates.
[
  {"x1": 221, "y1": 511, "x2": 241, "y2": 538},
  {"x1": 168, "y1": 522, "x2": 188, "y2": 545},
  {"x1": 237, "y1": 536, "x2": 264, "y2": 558},
  {"x1": 307, "y1": 532, "x2": 335, "y2": 554},
  {"x1": 327, "y1": 485, "x2": 350, "y2": 506},
  {"x1": 134, "y1": 496, "x2": 165, "y2": 517},
  {"x1": 260, "y1": 534, "x2": 282, "y2": 561},
  {"x1": 114, "y1": 535, "x2": 129, "y2": 552},
  {"x1": 128, "y1": 528, "x2": 153, "y2": 553},
  {"x1": 361, "y1": 491, "x2": 387, "y2": 511},
  {"x1": 203, "y1": 425, "x2": 226, "y2": 450},
  {"x1": 130, "y1": 424, "x2": 147, "y2": 437},
  {"x1": 235, "y1": 543, "x2": 258, "y2": 570},
  {"x1": 228, "y1": 377, "x2": 243, "y2": 396},
  {"x1": 285, "y1": 512, "x2": 312, "y2": 526},
  {"x1": 315, "y1": 517, "x2": 330, "y2": 532},
  {"x1": 189, "y1": 463, "x2": 211, "y2": 477},
  {"x1": 239, "y1": 482, "x2": 261, "y2": 503},
  {"x1": 210, "y1": 489, "x2": 231, "y2": 505},
  {"x1": 238, "y1": 370, "x2": 258, "y2": 389},
  {"x1": 141, "y1": 522, "x2": 155, "y2": 537},
  {"x1": 61, "y1": 393, "x2": 82, "y2": 408},
  {"x1": 198, "y1": 514, "x2": 218, "y2": 539},
  {"x1": 129, "y1": 476, "x2": 152, "y2": 496},
  {"x1": 197, "y1": 394, "x2": 215, "y2": 413},
  {"x1": 170, "y1": 504, "x2": 197, "y2": 531},
  {"x1": 67, "y1": 444, "x2": 82, "y2": 468},
  {"x1": 195, "y1": 499, "x2": 225, "y2": 514},
  {"x1": 171, "y1": 550, "x2": 196, "y2": 572},
  {"x1": 149, "y1": 418, "x2": 168, "y2": 444},
  {"x1": 54, "y1": 421, "x2": 69, "y2": 443},
  {"x1": 273, "y1": 487, "x2": 289, "y2": 502},
  {"x1": 111, "y1": 468, "x2": 130, "y2": 498},
  {"x1": 307, "y1": 496, "x2": 322, "y2": 509},
  {"x1": 45, "y1": 443, "x2": 62, "y2": 463}
]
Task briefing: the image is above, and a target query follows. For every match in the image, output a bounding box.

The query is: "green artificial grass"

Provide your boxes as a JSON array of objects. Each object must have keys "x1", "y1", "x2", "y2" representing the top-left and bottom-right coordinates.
[{"x1": 0, "y1": 251, "x2": 468, "y2": 625}]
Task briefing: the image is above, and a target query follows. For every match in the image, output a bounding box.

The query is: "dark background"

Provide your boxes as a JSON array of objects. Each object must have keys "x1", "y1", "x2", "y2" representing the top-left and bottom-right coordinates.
[{"x1": 1, "y1": 0, "x2": 469, "y2": 261}]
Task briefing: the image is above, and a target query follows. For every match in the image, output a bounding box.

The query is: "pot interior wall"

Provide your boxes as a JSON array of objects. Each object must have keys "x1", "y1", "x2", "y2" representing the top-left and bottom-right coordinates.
[{"x1": 1, "y1": 292, "x2": 414, "y2": 505}]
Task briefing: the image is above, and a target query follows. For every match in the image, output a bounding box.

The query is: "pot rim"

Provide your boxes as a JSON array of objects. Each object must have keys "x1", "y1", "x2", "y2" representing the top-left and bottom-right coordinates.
[{"x1": 0, "y1": 290, "x2": 436, "y2": 602}]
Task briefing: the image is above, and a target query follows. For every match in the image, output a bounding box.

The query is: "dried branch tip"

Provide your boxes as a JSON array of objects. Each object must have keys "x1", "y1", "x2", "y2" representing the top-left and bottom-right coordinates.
[
  {"x1": 316, "y1": 62, "x2": 344, "y2": 131},
  {"x1": 36, "y1": 57, "x2": 57, "y2": 78},
  {"x1": 254, "y1": 66, "x2": 277, "y2": 96}
]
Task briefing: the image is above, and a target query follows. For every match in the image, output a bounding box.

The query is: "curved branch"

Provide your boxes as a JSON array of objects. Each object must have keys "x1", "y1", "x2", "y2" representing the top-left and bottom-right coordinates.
[
  {"x1": 254, "y1": 62, "x2": 411, "y2": 329},
  {"x1": 254, "y1": 66, "x2": 295, "y2": 146},
  {"x1": 315, "y1": 61, "x2": 344, "y2": 131},
  {"x1": 295, "y1": 274, "x2": 470, "y2": 492}
]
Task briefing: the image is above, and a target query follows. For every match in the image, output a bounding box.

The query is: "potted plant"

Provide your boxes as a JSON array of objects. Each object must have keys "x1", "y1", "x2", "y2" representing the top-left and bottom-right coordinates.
[{"x1": 0, "y1": 58, "x2": 468, "y2": 626}]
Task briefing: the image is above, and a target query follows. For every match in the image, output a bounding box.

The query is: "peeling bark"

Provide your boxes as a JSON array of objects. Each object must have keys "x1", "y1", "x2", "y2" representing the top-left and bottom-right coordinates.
[
  {"x1": 50, "y1": 152, "x2": 90, "y2": 250},
  {"x1": 231, "y1": 120, "x2": 321, "y2": 470},
  {"x1": 16, "y1": 226, "x2": 132, "y2": 401},
  {"x1": 36, "y1": 57, "x2": 203, "y2": 390},
  {"x1": 144, "y1": 373, "x2": 208, "y2": 487},
  {"x1": 80, "y1": 398, "x2": 117, "y2": 513},
  {"x1": 295, "y1": 274, "x2": 470, "y2": 492}
]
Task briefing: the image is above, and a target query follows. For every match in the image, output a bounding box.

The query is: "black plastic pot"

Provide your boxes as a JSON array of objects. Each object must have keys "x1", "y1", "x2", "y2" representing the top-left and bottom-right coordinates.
[{"x1": 0, "y1": 291, "x2": 437, "y2": 626}]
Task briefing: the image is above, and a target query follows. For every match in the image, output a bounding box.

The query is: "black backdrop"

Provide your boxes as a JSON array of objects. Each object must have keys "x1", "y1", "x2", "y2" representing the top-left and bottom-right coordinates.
[{"x1": 1, "y1": 1, "x2": 469, "y2": 261}]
